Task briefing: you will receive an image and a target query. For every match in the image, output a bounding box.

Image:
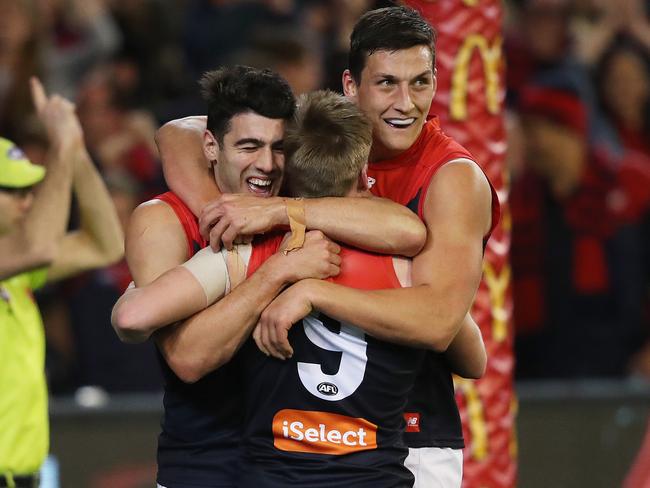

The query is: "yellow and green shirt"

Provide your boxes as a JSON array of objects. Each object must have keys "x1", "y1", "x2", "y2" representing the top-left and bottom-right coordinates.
[{"x1": 0, "y1": 269, "x2": 48, "y2": 476}]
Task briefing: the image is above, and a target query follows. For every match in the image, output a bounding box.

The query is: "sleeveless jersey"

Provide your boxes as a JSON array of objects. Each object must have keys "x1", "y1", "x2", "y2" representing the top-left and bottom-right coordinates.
[
  {"x1": 152, "y1": 192, "x2": 243, "y2": 488},
  {"x1": 367, "y1": 118, "x2": 500, "y2": 449},
  {"x1": 238, "y1": 235, "x2": 425, "y2": 488}
]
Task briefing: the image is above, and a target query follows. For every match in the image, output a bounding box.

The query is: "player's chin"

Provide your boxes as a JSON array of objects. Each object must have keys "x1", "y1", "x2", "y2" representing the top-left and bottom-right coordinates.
[{"x1": 379, "y1": 129, "x2": 419, "y2": 155}]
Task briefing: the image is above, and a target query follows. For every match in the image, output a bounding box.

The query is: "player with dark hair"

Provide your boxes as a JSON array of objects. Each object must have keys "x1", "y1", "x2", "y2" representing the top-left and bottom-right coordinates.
[
  {"x1": 117, "y1": 65, "x2": 315, "y2": 488},
  {"x1": 116, "y1": 65, "x2": 426, "y2": 488}
]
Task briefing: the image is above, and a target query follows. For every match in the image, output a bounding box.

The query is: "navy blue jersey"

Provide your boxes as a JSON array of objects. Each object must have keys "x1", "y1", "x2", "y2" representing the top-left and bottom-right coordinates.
[
  {"x1": 153, "y1": 192, "x2": 243, "y2": 488},
  {"x1": 238, "y1": 238, "x2": 424, "y2": 487}
]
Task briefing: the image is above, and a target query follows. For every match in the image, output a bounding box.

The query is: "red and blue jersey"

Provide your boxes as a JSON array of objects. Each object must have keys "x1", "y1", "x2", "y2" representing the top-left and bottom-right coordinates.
[
  {"x1": 152, "y1": 192, "x2": 243, "y2": 488},
  {"x1": 238, "y1": 235, "x2": 425, "y2": 487},
  {"x1": 368, "y1": 118, "x2": 500, "y2": 450}
]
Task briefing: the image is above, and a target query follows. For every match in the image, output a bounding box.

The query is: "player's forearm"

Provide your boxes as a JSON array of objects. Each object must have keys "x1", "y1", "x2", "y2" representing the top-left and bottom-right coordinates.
[
  {"x1": 112, "y1": 287, "x2": 158, "y2": 343},
  {"x1": 444, "y1": 314, "x2": 486, "y2": 379},
  {"x1": 157, "y1": 116, "x2": 219, "y2": 216},
  {"x1": 299, "y1": 197, "x2": 426, "y2": 257},
  {"x1": 112, "y1": 271, "x2": 207, "y2": 343},
  {"x1": 73, "y1": 150, "x2": 124, "y2": 265},
  {"x1": 304, "y1": 279, "x2": 471, "y2": 351},
  {"x1": 157, "y1": 255, "x2": 291, "y2": 383}
]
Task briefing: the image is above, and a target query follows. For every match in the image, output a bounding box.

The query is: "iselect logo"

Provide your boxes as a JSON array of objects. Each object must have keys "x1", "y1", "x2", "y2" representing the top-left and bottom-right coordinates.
[{"x1": 272, "y1": 409, "x2": 377, "y2": 455}]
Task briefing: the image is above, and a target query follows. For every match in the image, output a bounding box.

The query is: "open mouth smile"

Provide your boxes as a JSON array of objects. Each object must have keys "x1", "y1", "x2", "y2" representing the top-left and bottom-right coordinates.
[
  {"x1": 383, "y1": 117, "x2": 417, "y2": 129},
  {"x1": 247, "y1": 176, "x2": 273, "y2": 195}
]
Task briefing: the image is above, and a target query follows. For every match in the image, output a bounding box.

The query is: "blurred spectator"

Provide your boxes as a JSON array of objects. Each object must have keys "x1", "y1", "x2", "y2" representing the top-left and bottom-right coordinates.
[
  {"x1": 231, "y1": 28, "x2": 323, "y2": 95},
  {"x1": 108, "y1": 0, "x2": 190, "y2": 112},
  {"x1": 596, "y1": 40, "x2": 650, "y2": 155},
  {"x1": 39, "y1": 0, "x2": 122, "y2": 99},
  {"x1": 320, "y1": 0, "x2": 374, "y2": 92},
  {"x1": 182, "y1": 0, "x2": 298, "y2": 80},
  {"x1": 0, "y1": 0, "x2": 42, "y2": 140},
  {"x1": 572, "y1": 0, "x2": 650, "y2": 67},
  {"x1": 76, "y1": 63, "x2": 165, "y2": 200},
  {"x1": 511, "y1": 85, "x2": 650, "y2": 378},
  {"x1": 505, "y1": 0, "x2": 609, "y2": 144}
]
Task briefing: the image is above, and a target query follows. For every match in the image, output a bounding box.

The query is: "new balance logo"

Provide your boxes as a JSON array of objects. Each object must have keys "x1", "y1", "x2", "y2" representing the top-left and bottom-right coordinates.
[{"x1": 404, "y1": 412, "x2": 420, "y2": 433}]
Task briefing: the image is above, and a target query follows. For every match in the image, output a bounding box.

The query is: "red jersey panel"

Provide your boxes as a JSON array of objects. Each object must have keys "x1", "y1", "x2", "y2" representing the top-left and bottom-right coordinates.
[
  {"x1": 149, "y1": 191, "x2": 242, "y2": 488},
  {"x1": 369, "y1": 118, "x2": 500, "y2": 236},
  {"x1": 154, "y1": 191, "x2": 207, "y2": 259}
]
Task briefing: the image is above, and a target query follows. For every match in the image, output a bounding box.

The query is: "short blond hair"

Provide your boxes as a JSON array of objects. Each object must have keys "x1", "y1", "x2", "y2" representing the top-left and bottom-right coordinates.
[{"x1": 283, "y1": 90, "x2": 372, "y2": 198}]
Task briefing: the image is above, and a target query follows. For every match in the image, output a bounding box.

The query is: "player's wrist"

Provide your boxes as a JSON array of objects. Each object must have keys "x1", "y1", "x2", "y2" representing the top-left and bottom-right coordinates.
[
  {"x1": 262, "y1": 252, "x2": 295, "y2": 286},
  {"x1": 296, "y1": 278, "x2": 321, "y2": 307},
  {"x1": 275, "y1": 197, "x2": 291, "y2": 229}
]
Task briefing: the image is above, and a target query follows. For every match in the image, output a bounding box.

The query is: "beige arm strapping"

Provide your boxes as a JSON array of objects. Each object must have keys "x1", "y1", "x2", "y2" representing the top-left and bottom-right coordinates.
[{"x1": 181, "y1": 244, "x2": 252, "y2": 305}]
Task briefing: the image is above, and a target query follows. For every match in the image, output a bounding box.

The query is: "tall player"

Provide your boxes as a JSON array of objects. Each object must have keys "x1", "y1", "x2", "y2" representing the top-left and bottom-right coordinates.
[
  {"x1": 114, "y1": 90, "x2": 486, "y2": 487},
  {"x1": 118, "y1": 66, "x2": 427, "y2": 488},
  {"x1": 165, "y1": 7, "x2": 499, "y2": 487}
]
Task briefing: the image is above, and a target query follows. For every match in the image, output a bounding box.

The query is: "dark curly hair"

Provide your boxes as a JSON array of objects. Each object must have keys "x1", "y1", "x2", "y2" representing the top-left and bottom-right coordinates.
[{"x1": 199, "y1": 66, "x2": 295, "y2": 143}]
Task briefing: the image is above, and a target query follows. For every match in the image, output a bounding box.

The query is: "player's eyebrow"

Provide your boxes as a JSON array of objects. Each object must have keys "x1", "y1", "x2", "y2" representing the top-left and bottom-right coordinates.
[
  {"x1": 235, "y1": 138, "x2": 265, "y2": 147},
  {"x1": 373, "y1": 70, "x2": 432, "y2": 82},
  {"x1": 411, "y1": 70, "x2": 433, "y2": 81},
  {"x1": 374, "y1": 73, "x2": 398, "y2": 81}
]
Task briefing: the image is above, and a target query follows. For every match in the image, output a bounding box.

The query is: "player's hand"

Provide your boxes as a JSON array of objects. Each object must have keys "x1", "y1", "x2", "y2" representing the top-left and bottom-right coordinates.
[
  {"x1": 254, "y1": 281, "x2": 315, "y2": 359},
  {"x1": 199, "y1": 194, "x2": 286, "y2": 251},
  {"x1": 280, "y1": 230, "x2": 341, "y2": 282},
  {"x1": 30, "y1": 77, "x2": 83, "y2": 154}
]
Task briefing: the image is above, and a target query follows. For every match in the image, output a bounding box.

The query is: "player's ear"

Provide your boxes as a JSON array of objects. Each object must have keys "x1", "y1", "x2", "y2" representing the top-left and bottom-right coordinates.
[
  {"x1": 203, "y1": 130, "x2": 219, "y2": 166},
  {"x1": 358, "y1": 164, "x2": 370, "y2": 192},
  {"x1": 342, "y1": 70, "x2": 358, "y2": 99}
]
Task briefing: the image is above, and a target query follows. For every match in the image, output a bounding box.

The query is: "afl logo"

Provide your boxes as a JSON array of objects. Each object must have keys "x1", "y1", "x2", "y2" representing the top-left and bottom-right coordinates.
[{"x1": 317, "y1": 382, "x2": 339, "y2": 396}]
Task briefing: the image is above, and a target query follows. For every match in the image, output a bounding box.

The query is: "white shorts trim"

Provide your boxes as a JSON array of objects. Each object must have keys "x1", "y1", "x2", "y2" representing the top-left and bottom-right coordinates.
[{"x1": 404, "y1": 447, "x2": 463, "y2": 488}]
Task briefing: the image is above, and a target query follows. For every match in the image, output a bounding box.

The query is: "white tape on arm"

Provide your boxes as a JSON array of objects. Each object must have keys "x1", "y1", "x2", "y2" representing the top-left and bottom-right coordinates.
[{"x1": 181, "y1": 246, "x2": 229, "y2": 305}]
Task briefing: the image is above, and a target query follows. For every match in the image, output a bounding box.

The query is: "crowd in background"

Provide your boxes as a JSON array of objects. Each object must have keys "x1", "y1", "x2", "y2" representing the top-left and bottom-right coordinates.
[
  {"x1": 1, "y1": 0, "x2": 649, "y2": 395},
  {"x1": 506, "y1": 0, "x2": 650, "y2": 380}
]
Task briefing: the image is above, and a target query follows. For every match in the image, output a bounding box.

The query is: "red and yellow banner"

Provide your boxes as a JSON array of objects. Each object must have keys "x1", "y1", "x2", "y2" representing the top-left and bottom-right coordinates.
[{"x1": 403, "y1": 1, "x2": 516, "y2": 486}]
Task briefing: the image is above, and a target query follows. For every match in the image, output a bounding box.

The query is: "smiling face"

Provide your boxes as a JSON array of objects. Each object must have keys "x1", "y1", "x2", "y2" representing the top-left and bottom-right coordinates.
[
  {"x1": 204, "y1": 111, "x2": 286, "y2": 197},
  {"x1": 343, "y1": 45, "x2": 436, "y2": 162}
]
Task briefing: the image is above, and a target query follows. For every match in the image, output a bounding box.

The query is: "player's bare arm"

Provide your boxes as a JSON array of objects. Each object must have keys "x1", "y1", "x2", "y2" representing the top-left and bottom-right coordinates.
[
  {"x1": 257, "y1": 160, "x2": 492, "y2": 355},
  {"x1": 156, "y1": 115, "x2": 219, "y2": 215},
  {"x1": 115, "y1": 198, "x2": 195, "y2": 344},
  {"x1": 119, "y1": 196, "x2": 341, "y2": 378},
  {"x1": 112, "y1": 259, "x2": 217, "y2": 343},
  {"x1": 200, "y1": 193, "x2": 426, "y2": 257},
  {"x1": 445, "y1": 315, "x2": 486, "y2": 379},
  {"x1": 154, "y1": 231, "x2": 341, "y2": 383},
  {"x1": 158, "y1": 115, "x2": 426, "y2": 257},
  {"x1": 0, "y1": 79, "x2": 77, "y2": 280}
]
